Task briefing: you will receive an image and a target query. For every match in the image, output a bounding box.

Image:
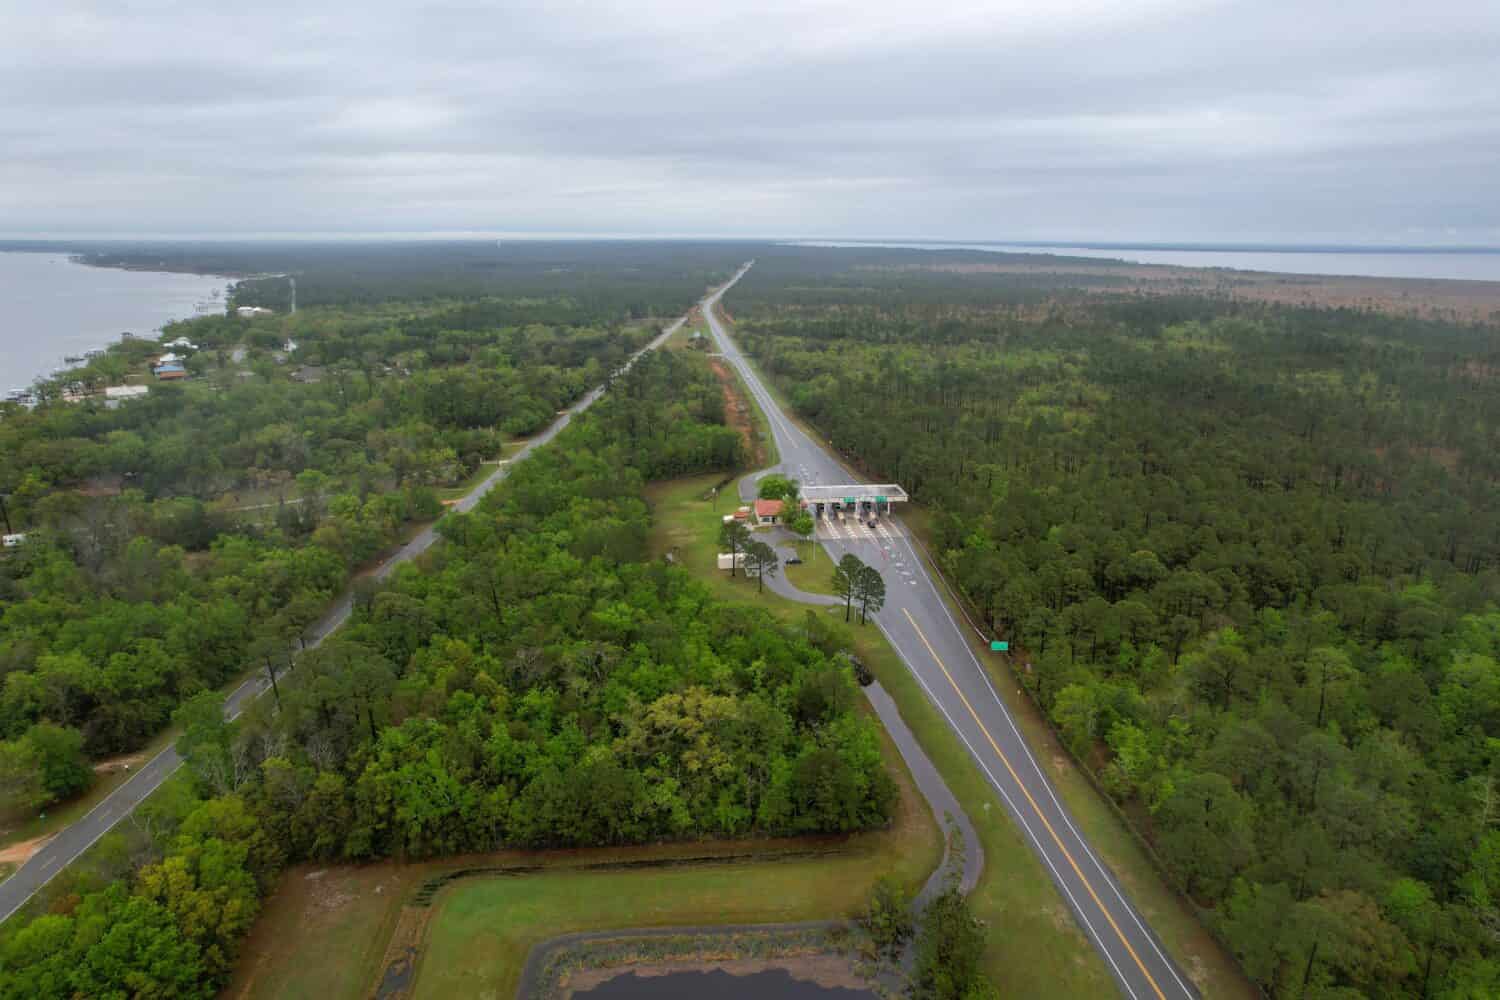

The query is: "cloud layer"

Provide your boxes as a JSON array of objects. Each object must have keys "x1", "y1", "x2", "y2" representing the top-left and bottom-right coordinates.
[{"x1": 3, "y1": 1, "x2": 1496, "y2": 242}]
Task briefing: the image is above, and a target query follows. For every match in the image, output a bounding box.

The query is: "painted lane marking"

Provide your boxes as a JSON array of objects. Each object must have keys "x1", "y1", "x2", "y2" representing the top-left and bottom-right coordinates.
[
  {"x1": 873, "y1": 621, "x2": 1141, "y2": 1000},
  {"x1": 902, "y1": 607, "x2": 1168, "y2": 1000}
]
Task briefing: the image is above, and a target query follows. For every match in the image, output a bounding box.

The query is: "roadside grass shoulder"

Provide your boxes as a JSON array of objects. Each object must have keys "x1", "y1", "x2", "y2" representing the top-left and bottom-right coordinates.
[
  {"x1": 898, "y1": 508, "x2": 1258, "y2": 1000},
  {"x1": 646, "y1": 473, "x2": 1115, "y2": 998},
  {"x1": 0, "y1": 725, "x2": 177, "y2": 857},
  {"x1": 435, "y1": 439, "x2": 526, "y2": 503}
]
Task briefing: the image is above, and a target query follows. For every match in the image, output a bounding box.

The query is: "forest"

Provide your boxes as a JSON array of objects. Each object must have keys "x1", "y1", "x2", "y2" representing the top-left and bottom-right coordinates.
[
  {"x1": 0, "y1": 346, "x2": 895, "y2": 996},
  {"x1": 726, "y1": 250, "x2": 1500, "y2": 998},
  {"x1": 0, "y1": 294, "x2": 656, "y2": 796}
]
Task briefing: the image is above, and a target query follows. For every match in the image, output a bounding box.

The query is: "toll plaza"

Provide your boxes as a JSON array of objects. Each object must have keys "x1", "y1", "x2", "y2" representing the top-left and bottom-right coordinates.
[{"x1": 799, "y1": 484, "x2": 908, "y2": 520}]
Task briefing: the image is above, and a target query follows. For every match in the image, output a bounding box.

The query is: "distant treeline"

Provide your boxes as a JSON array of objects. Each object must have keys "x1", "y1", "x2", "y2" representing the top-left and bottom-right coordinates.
[{"x1": 0, "y1": 240, "x2": 759, "y2": 315}]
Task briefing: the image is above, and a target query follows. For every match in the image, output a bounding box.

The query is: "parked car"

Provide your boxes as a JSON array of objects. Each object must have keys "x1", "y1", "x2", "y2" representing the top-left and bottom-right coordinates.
[{"x1": 786, "y1": 554, "x2": 803, "y2": 565}]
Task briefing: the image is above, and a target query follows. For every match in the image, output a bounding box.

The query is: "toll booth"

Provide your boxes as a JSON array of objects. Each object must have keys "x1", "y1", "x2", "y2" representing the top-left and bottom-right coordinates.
[{"x1": 800, "y1": 485, "x2": 908, "y2": 519}]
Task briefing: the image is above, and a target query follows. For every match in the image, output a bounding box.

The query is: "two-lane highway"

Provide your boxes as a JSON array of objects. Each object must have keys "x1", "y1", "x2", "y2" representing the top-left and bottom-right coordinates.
[
  {"x1": 706, "y1": 275, "x2": 1197, "y2": 1000},
  {"x1": 0, "y1": 265, "x2": 752, "y2": 926}
]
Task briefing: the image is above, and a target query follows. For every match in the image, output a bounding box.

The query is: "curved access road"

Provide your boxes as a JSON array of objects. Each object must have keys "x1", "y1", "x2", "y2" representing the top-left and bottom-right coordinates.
[
  {"x1": 0, "y1": 266, "x2": 753, "y2": 927},
  {"x1": 706, "y1": 271, "x2": 1198, "y2": 1000}
]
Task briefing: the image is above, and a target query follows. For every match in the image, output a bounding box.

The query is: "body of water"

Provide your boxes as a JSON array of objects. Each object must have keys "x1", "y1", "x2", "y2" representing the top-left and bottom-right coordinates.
[
  {"x1": 574, "y1": 968, "x2": 876, "y2": 999},
  {"x1": 798, "y1": 242, "x2": 1500, "y2": 283},
  {"x1": 0, "y1": 252, "x2": 231, "y2": 393}
]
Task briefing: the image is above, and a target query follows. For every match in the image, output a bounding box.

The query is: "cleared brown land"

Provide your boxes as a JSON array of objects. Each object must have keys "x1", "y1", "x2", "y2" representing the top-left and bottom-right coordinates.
[{"x1": 870, "y1": 260, "x2": 1500, "y2": 321}]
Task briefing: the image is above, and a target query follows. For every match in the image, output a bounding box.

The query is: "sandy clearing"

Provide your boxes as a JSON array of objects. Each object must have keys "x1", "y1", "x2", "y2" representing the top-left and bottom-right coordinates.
[{"x1": 0, "y1": 834, "x2": 54, "y2": 866}]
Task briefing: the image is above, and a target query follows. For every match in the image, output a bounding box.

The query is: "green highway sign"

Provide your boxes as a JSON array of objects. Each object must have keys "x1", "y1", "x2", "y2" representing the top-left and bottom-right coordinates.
[{"x1": 990, "y1": 640, "x2": 1009, "y2": 652}]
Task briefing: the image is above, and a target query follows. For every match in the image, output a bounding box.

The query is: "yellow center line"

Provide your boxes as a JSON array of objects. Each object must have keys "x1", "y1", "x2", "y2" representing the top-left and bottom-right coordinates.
[{"x1": 902, "y1": 607, "x2": 1167, "y2": 1000}]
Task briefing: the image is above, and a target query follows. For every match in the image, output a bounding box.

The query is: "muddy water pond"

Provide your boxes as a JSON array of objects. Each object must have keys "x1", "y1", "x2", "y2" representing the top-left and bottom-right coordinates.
[{"x1": 573, "y1": 968, "x2": 876, "y2": 999}]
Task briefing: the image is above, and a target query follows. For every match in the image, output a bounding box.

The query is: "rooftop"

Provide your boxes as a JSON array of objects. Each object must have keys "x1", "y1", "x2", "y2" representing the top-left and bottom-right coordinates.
[{"x1": 799, "y1": 484, "x2": 908, "y2": 503}]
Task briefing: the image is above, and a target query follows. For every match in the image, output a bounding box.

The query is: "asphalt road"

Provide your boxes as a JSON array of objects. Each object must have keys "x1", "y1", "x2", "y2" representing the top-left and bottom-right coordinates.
[
  {"x1": 705, "y1": 276, "x2": 1198, "y2": 1000},
  {"x1": 0, "y1": 267, "x2": 752, "y2": 927}
]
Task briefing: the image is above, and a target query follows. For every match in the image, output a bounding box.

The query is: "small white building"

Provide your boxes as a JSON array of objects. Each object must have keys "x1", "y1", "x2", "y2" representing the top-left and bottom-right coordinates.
[
  {"x1": 164, "y1": 337, "x2": 197, "y2": 350},
  {"x1": 717, "y1": 552, "x2": 746, "y2": 571},
  {"x1": 2, "y1": 534, "x2": 27, "y2": 549},
  {"x1": 105, "y1": 385, "x2": 149, "y2": 409},
  {"x1": 237, "y1": 306, "x2": 274, "y2": 318}
]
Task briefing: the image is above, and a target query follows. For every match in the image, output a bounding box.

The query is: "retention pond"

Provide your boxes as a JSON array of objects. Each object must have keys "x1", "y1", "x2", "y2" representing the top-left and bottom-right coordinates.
[{"x1": 573, "y1": 968, "x2": 877, "y2": 999}]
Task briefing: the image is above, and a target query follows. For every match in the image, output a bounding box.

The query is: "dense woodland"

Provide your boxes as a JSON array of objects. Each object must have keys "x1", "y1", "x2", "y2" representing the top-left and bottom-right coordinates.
[
  {"x1": 0, "y1": 291, "x2": 658, "y2": 799},
  {"x1": 727, "y1": 251, "x2": 1500, "y2": 998},
  {"x1": 0, "y1": 346, "x2": 895, "y2": 996}
]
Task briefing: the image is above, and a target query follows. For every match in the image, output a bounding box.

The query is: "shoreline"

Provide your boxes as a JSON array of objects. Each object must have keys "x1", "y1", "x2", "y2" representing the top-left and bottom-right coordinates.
[{"x1": 0, "y1": 251, "x2": 233, "y2": 395}]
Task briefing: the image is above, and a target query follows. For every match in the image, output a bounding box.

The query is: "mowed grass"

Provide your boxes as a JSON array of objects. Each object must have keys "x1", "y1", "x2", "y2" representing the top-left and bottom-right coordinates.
[
  {"x1": 413, "y1": 816, "x2": 936, "y2": 1000},
  {"x1": 646, "y1": 474, "x2": 1115, "y2": 997},
  {"x1": 782, "y1": 537, "x2": 840, "y2": 597}
]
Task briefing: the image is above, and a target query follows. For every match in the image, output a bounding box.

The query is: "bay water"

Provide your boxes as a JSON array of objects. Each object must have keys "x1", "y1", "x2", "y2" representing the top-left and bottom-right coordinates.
[{"x1": 0, "y1": 252, "x2": 230, "y2": 394}]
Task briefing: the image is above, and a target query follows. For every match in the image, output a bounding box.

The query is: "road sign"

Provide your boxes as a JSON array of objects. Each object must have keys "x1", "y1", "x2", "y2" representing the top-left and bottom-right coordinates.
[{"x1": 990, "y1": 640, "x2": 1009, "y2": 652}]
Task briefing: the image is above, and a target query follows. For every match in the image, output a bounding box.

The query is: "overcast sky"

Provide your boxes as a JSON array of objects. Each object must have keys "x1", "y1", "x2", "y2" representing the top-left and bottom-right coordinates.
[{"x1": 2, "y1": 0, "x2": 1496, "y2": 244}]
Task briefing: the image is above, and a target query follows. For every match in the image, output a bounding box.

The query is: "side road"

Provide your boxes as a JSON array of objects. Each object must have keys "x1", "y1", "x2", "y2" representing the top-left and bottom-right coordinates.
[{"x1": 0, "y1": 267, "x2": 751, "y2": 926}]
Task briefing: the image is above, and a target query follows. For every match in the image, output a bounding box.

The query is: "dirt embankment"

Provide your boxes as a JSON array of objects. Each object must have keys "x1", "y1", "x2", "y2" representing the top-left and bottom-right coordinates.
[
  {"x1": 564, "y1": 954, "x2": 869, "y2": 997},
  {"x1": 872, "y1": 259, "x2": 1500, "y2": 321},
  {"x1": 707, "y1": 358, "x2": 760, "y2": 465},
  {"x1": 0, "y1": 834, "x2": 53, "y2": 867}
]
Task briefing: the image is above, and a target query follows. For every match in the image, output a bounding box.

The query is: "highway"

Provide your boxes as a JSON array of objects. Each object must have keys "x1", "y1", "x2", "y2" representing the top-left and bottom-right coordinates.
[
  {"x1": 0, "y1": 265, "x2": 752, "y2": 926},
  {"x1": 705, "y1": 274, "x2": 1197, "y2": 1000}
]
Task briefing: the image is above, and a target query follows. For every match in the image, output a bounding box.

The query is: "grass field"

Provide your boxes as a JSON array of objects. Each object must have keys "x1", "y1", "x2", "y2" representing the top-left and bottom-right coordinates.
[
  {"x1": 646, "y1": 474, "x2": 1116, "y2": 997},
  {"x1": 230, "y1": 687, "x2": 942, "y2": 1000},
  {"x1": 411, "y1": 809, "x2": 936, "y2": 999},
  {"x1": 782, "y1": 538, "x2": 839, "y2": 596}
]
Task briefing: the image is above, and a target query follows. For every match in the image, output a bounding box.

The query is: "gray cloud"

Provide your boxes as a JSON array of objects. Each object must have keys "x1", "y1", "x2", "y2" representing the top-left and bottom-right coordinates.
[{"x1": 1, "y1": 0, "x2": 1496, "y2": 242}]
